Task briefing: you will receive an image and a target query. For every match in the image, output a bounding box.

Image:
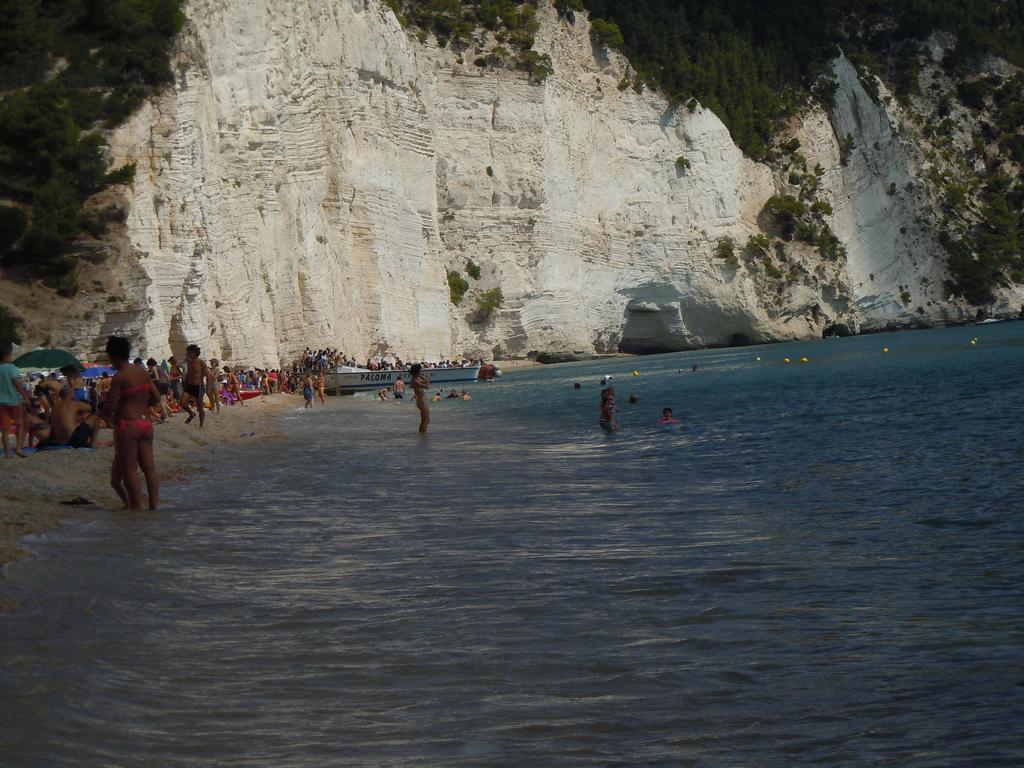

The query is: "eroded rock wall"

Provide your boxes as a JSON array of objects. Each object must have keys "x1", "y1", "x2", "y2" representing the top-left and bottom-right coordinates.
[{"x1": 25, "y1": 0, "x2": 1004, "y2": 365}]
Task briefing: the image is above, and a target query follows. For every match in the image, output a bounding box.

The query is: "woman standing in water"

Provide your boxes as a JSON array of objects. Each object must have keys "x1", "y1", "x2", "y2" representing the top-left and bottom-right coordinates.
[
  {"x1": 102, "y1": 336, "x2": 161, "y2": 510},
  {"x1": 410, "y1": 364, "x2": 430, "y2": 434}
]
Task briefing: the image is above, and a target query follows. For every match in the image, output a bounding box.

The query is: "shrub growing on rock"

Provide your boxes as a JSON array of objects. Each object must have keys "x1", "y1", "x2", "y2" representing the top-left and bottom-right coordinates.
[
  {"x1": 474, "y1": 287, "x2": 504, "y2": 320},
  {"x1": 589, "y1": 19, "x2": 624, "y2": 50},
  {"x1": 447, "y1": 270, "x2": 469, "y2": 305},
  {"x1": 763, "y1": 195, "x2": 807, "y2": 240},
  {"x1": 715, "y1": 237, "x2": 739, "y2": 268}
]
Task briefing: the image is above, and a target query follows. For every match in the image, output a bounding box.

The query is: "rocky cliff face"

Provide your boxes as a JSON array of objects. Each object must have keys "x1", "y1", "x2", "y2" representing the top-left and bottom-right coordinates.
[{"x1": 15, "y1": 0, "x2": 1018, "y2": 364}]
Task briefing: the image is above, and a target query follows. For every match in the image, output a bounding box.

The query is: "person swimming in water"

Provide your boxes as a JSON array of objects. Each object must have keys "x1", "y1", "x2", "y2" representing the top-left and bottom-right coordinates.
[
  {"x1": 599, "y1": 387, "x2": 617, "y2": 432},
  {"x1": 658, "y1": 407, "x2": 681, "y2": 425}
]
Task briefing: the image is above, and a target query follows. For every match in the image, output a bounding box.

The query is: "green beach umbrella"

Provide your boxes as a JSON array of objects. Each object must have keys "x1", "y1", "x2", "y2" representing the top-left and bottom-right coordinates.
[{"x1": 13, "y1": 348, "x2": 84, "y2": 371}]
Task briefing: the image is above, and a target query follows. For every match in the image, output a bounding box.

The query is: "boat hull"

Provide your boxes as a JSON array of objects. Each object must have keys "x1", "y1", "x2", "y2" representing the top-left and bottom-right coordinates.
[{"x1": 322, "y1": 367, "x2": 481, "y2": 395}]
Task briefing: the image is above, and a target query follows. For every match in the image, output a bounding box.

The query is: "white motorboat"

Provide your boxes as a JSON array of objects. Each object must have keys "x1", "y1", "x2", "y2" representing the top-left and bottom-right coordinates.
[{"x1": 322, "y1": 365, "x2": 482, "y2": 395}]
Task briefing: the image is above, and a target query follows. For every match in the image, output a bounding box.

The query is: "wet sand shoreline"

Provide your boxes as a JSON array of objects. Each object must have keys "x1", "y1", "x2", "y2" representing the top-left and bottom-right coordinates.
[{"x1": 0, "y1": 396, "x2": 293, "y2": 610}]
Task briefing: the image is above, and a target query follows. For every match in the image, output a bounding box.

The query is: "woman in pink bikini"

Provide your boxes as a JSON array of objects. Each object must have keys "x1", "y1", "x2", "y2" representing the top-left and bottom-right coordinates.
[{"x1": 102, "y1": 336, "x2": 161, "y2": 510}]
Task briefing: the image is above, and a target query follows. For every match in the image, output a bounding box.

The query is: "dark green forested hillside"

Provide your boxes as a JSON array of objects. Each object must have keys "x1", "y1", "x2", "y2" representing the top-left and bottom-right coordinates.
[
  {"x1": 585, "y1": 0, "x2": 1024, "y2": 159},
  {"x1": 386, "y1": 1, "x2": 1024, "y2": 160},
  {"x1": 0, "y1": 0, "x2": 184, "y2": 294},
  {"x1": 582, "y1": 0, "x2": 836, "y2": 160}
]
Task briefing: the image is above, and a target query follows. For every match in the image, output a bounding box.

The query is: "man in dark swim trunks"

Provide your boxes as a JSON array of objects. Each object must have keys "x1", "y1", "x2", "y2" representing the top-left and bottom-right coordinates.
[
  {"x1": 41, "y1": 386, "x2": 99, "y2": 448},
  {"x1": 180, "y1": 344, "x2": 210, "y2": 427}
]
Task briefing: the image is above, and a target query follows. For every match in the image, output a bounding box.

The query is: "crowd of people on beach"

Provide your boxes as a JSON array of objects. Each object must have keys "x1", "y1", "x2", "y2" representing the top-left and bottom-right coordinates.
[
  {"x1": 1, "y1": 337, "x2": 496, "y2": 507},
  {"x1": 1, "y1": 342, "x2": 290, "y2": 459},
  {"x1": 0, "y1": 339, "x2": 328, "y2": 510},
  {"x1": 2, "y1": 335, "x2": 688, "y2": 514}
]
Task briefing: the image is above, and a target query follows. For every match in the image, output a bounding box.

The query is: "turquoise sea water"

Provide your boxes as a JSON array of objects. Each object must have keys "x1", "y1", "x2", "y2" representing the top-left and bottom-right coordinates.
[{"x1": 2, "y1": 323, "x2": 1023, "y2": 766}]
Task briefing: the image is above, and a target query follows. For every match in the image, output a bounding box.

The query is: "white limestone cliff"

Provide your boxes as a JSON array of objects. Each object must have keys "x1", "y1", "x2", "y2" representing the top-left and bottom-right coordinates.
[{"x1": 13, "y1": 0, "x2": 1011, "y2": 365}]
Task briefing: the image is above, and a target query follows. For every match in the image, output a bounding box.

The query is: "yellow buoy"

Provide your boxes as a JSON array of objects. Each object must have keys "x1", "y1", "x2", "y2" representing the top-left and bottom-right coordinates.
[
  {"x1": 882, "y1": 347, "x2": 889, "y2": 353},
  {"x1": 784, "y1": 357, "x2": 791, "y2": 363},
  {"x1": 970, "y1": 339, "x2": 977, "y2": 346},
  {"x1": 632, "y1": 370, "x2": 640, "y2": 376},
  {"x1": 800, "y1": 357, "x2": 809, "y2": 363}
]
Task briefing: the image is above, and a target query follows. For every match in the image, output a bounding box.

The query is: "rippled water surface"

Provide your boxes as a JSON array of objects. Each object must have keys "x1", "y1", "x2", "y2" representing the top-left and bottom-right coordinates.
[{"x1": 3, "y1": 324, "x2": 1024, "y2": 766}]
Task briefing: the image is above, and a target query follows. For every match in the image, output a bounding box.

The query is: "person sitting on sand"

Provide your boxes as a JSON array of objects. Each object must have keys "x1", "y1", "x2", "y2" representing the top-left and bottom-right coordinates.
[
  {"x1": 0, "y1": 342, "x2": 31, "y2": 458},
  {"x1": 23, "y1": 402, "x2": 51, "y2": 448},
  {"x1": 36, "y1": 377, "x2": 64, "y2": 407},
  {"x1": 42, "y1": 385, "x2": 100, "y2": 448},
  {"x1": 102, "y1": 335, "x2": 160, "y2": 510},
  {"x1": 32, "y1": 385, "x2": 53, "y2": 421},
  {"x1": 63, "y1": 365, "x2": 88, "y2": 403},
  {"x1": 658, "y1": 407, "x2": 681, "y2": 425},
  {"x1": 180, "y1": 344, "x2": 209, "y2": 427}
]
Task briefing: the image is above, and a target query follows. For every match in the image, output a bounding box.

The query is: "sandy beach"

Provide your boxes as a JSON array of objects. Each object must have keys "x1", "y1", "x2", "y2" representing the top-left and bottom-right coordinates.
[
  {"x1": 495, "y1": 359, "x2": 544, "y2": 370},
  {"x1": 0, "y1": 395, "x2": 292, "y2": 609}
]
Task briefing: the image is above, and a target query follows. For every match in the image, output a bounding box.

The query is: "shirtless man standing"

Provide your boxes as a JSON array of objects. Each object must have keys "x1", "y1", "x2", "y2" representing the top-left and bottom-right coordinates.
[
  {"x1": 180, "y1": 344, "x2": 210, "y2": 427},
  {"x1": 410, "y1": 363, "x2": 430, "y2": 434}
]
